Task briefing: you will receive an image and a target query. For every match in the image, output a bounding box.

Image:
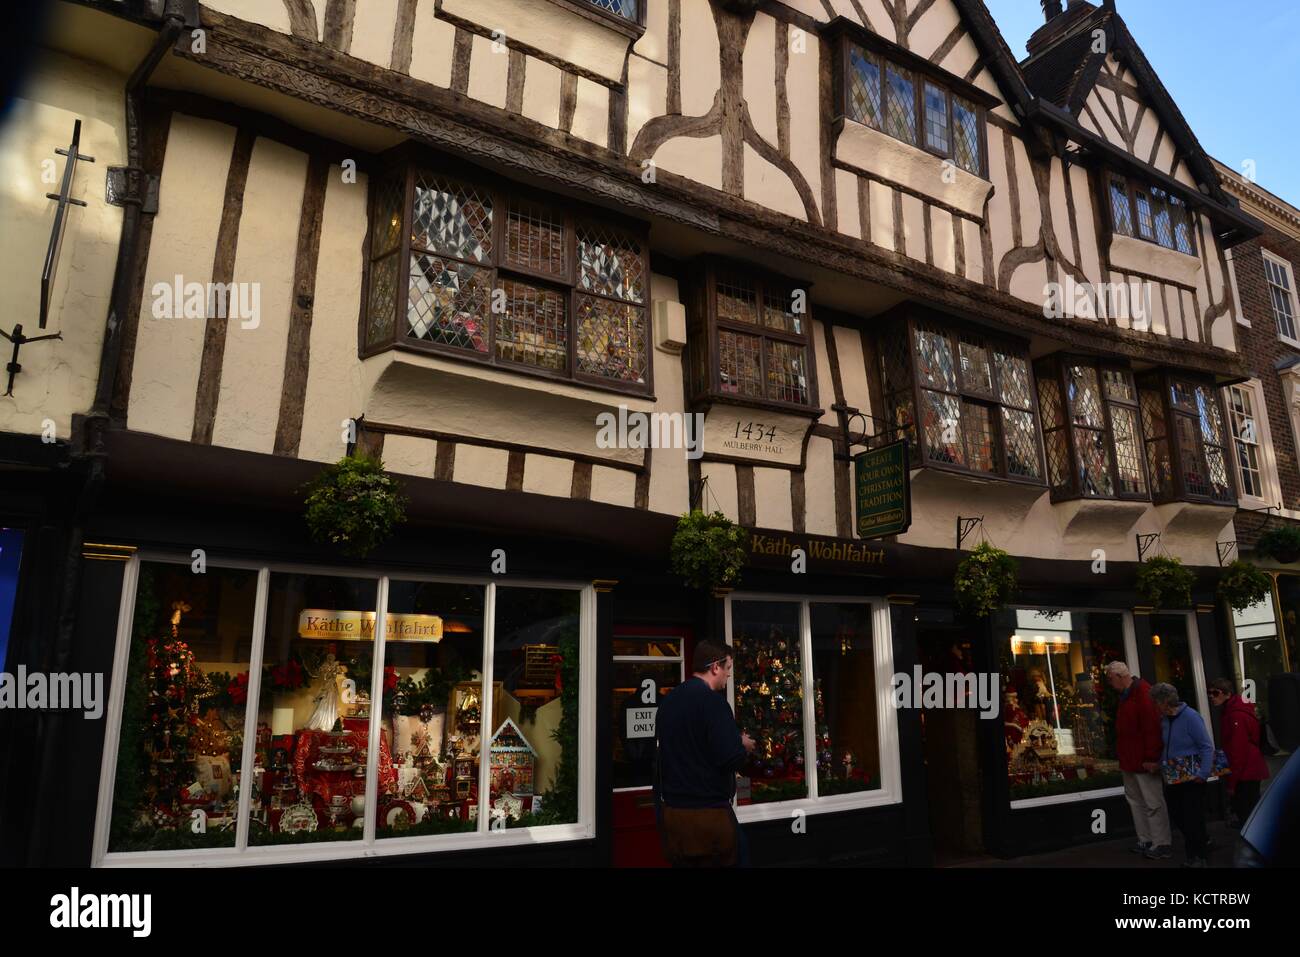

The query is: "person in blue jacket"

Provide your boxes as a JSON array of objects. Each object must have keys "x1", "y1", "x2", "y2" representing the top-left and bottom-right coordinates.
[{"x1": 1148, "y1": 682, "x2": 1214, "y2": 868}]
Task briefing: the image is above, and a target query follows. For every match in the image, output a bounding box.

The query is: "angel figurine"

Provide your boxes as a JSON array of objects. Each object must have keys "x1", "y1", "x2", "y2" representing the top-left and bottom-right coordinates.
[{"x1": 306, "y1": 653, "x2": 345, "y2": 731}]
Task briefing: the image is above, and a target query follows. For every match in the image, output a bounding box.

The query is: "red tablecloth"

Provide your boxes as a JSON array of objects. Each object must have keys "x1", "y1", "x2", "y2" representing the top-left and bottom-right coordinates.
[{"x1": 294, "y1": 727, "x2": 396, "y2": 804}]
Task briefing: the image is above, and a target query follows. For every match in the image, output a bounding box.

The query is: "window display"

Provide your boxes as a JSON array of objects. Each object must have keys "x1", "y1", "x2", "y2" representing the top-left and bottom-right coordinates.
[
  {"x1": 732, "y1": 601, "x2": 806, "y2": 804},
  {"x1": 1150, "y1": 613, "x2": 1200, "y2": 711},
  {"x1": 810, "y1": 603, "x2": 880, "y2": 795},
  {"x1": 997, "y1": 609, "x2": 1126, "y2": 801},
  {"x1": 107, "y1": 561, "x2": 258, "y2": 852}
]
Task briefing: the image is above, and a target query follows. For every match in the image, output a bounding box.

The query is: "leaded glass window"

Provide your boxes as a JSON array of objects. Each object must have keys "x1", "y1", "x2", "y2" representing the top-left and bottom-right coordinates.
[
  {"x1": 1137, "y1": 371, "x2": 1235, "y2": 505},
  {"x1": 363, "y1": 159, "x2": 651, "y2": 392},
  {"x1": 840, "y1": 38, "x2": 985, "y2": 175},
  {"x1": 885, "y1": 316, "x2": 1042, "y2": 482},
  {"x1": 1036, "y1": 357, "x2": 1147, "y2": 501},
  {"x1": 1109, "y1": 174, "x2": 1197, "y2": 255},
  {"x1": 586, "y1": 0, "x2": 637, "y2": 20},
  {"x1": 693, "y1": 263, "x2": 816, "y2": 409},
  {"x1": 1109, "y1": 178, "x2": 1133, "y2": 237}
]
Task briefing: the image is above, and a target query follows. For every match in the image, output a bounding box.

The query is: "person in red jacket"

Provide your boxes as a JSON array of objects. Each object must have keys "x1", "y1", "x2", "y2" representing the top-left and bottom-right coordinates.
[
  {"x1": 1208, "y1": 677, "x2": 1271, "y2": 826},
  {"x1": 1106, "y1": 661, "x2": 1171, "y2": 858}
]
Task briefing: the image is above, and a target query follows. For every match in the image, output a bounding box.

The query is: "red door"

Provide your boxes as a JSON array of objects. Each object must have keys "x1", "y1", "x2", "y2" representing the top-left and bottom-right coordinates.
[{"x1": 611, "y1": 626, "x2": 690, "y2": 867}]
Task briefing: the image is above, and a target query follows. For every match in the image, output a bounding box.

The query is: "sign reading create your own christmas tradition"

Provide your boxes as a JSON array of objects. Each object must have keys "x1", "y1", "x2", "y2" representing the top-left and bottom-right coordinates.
[
  {"x1": 853, "y1": 440, "x2": 911, "y2": 539},
  {"x1": 296, "y1": 609, "x2": 443, "y2": 641}
]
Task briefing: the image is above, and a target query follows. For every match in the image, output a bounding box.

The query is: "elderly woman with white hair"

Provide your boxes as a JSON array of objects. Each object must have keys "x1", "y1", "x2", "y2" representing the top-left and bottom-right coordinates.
[{"x1": 1150, "y1": 682, "x2": 1215, "y2": 868}]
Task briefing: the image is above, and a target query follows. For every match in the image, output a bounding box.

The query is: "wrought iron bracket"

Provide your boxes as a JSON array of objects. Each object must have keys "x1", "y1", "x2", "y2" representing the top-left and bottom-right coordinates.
[
  {"x1": 106, "y1": 165, "x2": 160, "y2": 214},
  {"x1": 1136, "y1": 533, "x2": 1160, "y2": 562},
  {"x1": 957, "y1": 516, "x2": 984, "y2": 550},
  {"x1": 1217, "y1": 541, "x2": 1238, "y2": 567},
  {"x1": 0, "y1": 324, "x2": 63, "y2": 397}
]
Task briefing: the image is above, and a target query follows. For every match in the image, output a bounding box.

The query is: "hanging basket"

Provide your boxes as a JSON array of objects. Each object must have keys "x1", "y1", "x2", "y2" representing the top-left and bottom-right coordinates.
[
  {"x1": 302, "y1": 453, "x2": 408, "y2": 557},
  {"x1": 954, "y1": 542, "x2": 1018, "y2": 619},
  {"x1": 1135, "y1": 555, "x2": 1195, "y2": 610},
  {"x1": 1217, "y1": 560, "x2": 1272, "y2": 612},
  {"x1": 670, "y1": 509, "x2": 749, "y2": 591},
  {"x1": 1255, "y1": 525, "x2": 1300, "y2": 565}
]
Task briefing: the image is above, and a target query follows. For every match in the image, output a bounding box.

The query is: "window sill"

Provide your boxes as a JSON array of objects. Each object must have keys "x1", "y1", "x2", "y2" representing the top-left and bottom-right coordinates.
[
  {"x1": 834, "y1": 118, "x2": 992, "y2": 219},
  {"x1": 1108, "y1": 233, "x2": 1202, "y2": 287},
  {"x1": 1152, "y1": 499, "x2": 1236, "y2": 541},
  {"x1": 436, "y1": 0, "x2": 641, "y2": 85},
  {"x1": 1277, "y1": 334, "x2": 1300, "y2": 353},
  {"x1": 362, "y1": 348, "x2": 655, "y2": 467}
]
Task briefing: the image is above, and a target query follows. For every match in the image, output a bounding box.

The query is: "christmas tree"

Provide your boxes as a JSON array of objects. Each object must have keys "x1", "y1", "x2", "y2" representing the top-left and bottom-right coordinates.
[{"x1": 734, "y1": 624, "x2": 808, "y2": 802}]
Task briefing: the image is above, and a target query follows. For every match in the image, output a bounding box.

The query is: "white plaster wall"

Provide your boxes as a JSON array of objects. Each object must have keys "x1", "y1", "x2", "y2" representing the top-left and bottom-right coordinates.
[
  {"x1": 635, "y1": 0, "x2": 671, "y2": 65},
  {"x1": 128, "y1": 114, "x2": 237, "y2": 441},
  {"x1": 203, "y1": 0, "x2": 291, "y2": 35},
  {"x1": 700, "y1": 461, "x2": 738, "y2": 522},
  {"x1": 743, "y1": 13, "x2": 778, "y2": 146},
  {"x1": 627, "y1": 54, "x2": 667, "y2": 147},
  {"x1": 454, "y1": 443, "x2": 509, "y2": 489},
  {"x1": 858, "y1": 0, "x2": 896, "y2": 41},
  {"x1": 901, "y1": 194, "x2": 926, "y2": 261},
  {"x1": 1153, "y1": 135, "x2": 1177, "y2": 175},
  {"x1": 754, "y1": 466, "x2": 793, "y2": 530},
  {"x1": 1133, "y1": 108, "x2": 1159, "y2": 162},
  {"x1": 655, "y1": 136, "x2": 723, "y2": 190},
  {"x1": 410, "y1": 0, "x2": 456, "y2": 88},
  {"x1": 1070, "y1": 164, "x2": 1102, "y2": 285},
  {"x1": 809, "y1": 319, "x2": 837, "y2": 428},
  {"x1": 592, "y1": 464, "x2": 637, "y2": 506},
  {"x1": 835, "y1": 168, "x2": 861, "y2": 239},
  {"x1": 0, "y1": 51, "x2": 126, "y2": 439},
  {"x1": 869, "y1": 181, "x2": 895, "y2": 251},
  {"x1": 351, "y1": 0, "x2": 401, "y2": 68},
  {"x1": 833, "y1": 325, "x2": 872, "y2": 415},
  {"x1": 572, "y1": 77, "x2": 609, "y2": 149},
  {"x1": 647, "y1": 273, "x2": 691, "y2": 516},
  {"x1": 522, "y1": 56, "x2": 563, "y2": 128},
  {"x1": 743, "y1": 145, "x2": 806, "y2": 221},
  {"x1": 1008, "y1": 259, "x2": 1049, "y2": 307},
  {"x1": 962, "y1": 218, "x2": 984, "y2": 284},
  {"x1": 1012, "y1": 138, "x2": 1042, "y2": 250},
  {"x1": 802, "y1": 436, "x2": 837, "y2": 537},
  {"x1": 384, "y1": 433, "x2": 438, "y2": 477},
  {"x1": 785, "y1": 27, "x2": 821, "y2": 221},
  {"x1": 910, "y1": 0, "x2": 962, "y2": 61},
  {"x1": 468, "y1": 33, "x2": 509, "y2": 110},
  {"x1": 298, "y1": 168, "x2": 368, "y2": 463},
  {"x1": 523, "y1": 453, "x2": 573, "y2": 496},
  {"x1": 930, "y1": 206, "x2": 956, "y2": 274},
  {"x1": 1049, "y1": 160, "x2": 1072, "y2": 269},
  {"x1": 986, "y1": 126, "x2": 1014, "y2": 272},
  {"x1": 679, "y1": 0, "x2": 721, "y2": 116},
  {"x1": 211, "y1": 137, "x2": 308, "y2": 454}
]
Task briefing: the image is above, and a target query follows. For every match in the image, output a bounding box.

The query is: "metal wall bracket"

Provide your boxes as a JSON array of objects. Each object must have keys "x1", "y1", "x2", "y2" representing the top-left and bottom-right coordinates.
[
  {"x1": 1136, "y1": 533, "x2": 1160, "y2": 562},
  {"x1": 0, "y1": 324, "x2": 63, "y2": 397},
  {"x1": 106, "y1": 166, "x2": 160, "y2": 214},
  {"x1": 957, "y1": 516, "x2": 984, "y2": 550},
  {"x1": 41, "y1": 119, "x2": 95, "y2": 329},
  {"x1": 1217, "y1": 541, "x2": 1238, "y2": 567}
]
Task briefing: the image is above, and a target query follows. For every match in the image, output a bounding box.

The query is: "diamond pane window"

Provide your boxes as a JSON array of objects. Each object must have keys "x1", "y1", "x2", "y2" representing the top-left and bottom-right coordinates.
[
  {"x1": 995, "y1": 352, "x2": 1032, "y2": 410},
  {"x1": 493, "y1": 278, "x2": 567, "y2": 372},
  {"x1": 717, "y1": 279, "x2": 759, "y2": 325},
  {"x1": 1110, "y1": 405, "x2": 1146, "y2": 496},
  {"x1": 953, "y1": 98, "x2": 980, "y2": 175},
  {"x1": 1170, "y1": 195, "x2": 1195, "y2": 254},
  {"x1": 915, "y1": 324, "x2": 957, "y2": 391},
  {"x1": 587, "y1": 0, "x2": 637, "y2": 19},
  {"x1": 767, "y1": 340, "x2": 809, "y2": 405},
  {"x1": 1109, "y1": 178, "x2": 1133, "y2": 237},
  {"x1": 1139, "y1": 372, "x2": 1235, "y2": 505},
  {"x1": 924, "y1": 82, "x2": 949, "y2": 153},
  {"x1": 1075, "y1": 428, "x2": 1115, "y2": 497},
  {"x1": 1003, "y1": 408, "x2": 1041, "y2": 478},
  {"x1": 407, "y1": 253, "x2": 491, "y2": 352},
  {"x1": 366, "y1": 252, "x2": 398, "y2": 348},
  {"x1": 576, "y1": 295, "x2": 647, "y2": 385},
  {"x1": 1151, "y1": 188, "x2": 1174, "y2": 248},
  {"x1": 371, "y1": 175, "x2": 405, "y2": 257},
  {"x1": 578, "y1": 227, "x2": 645, "y2": 304},
  {"x1": 763, "y1": 290, "x2": 801, "y2": 334},
  {"x1": 719, "y1": 329, "x2": 763, "y2": 398},
  {"x1": 958, "y1": 337, "x2": 993, "y2": 396},
  {"x1": 961, "y1": 401, "x2": 997, "y2": 473},
  {"x1": 1044, "y1": 428, "x2": 1069, "y2": 489},
  {"x1": 1067, "y1": 365, "x2": 1105, "y2": 428},
  {"x1": 922, "y1": 390, "x2": 963, "y2": 465},
  {"x1": 1037, "y1": 376, "x2": 1064, "y2": 430},
  {"x1": 412, "y1": 174, "x2": 493, "y2": 262},
  {"x1": 506, "y1": 201, "x2": 565, "y2": 276},
  {"x1": 1135, "y1": 189, "x2": 1155, "y2": 241},
  {"x1": 1102, "y1": 368, "x2": 1135, "y2": 402},
  {"x1": 847, "y1": 46, "x2": 882, "y2": 128},
  {"x1": 884, "y1": 65, "x2": 917, "y2": 144}
]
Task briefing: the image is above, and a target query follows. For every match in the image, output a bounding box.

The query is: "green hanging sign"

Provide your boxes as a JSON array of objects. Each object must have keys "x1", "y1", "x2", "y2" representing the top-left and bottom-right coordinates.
[{"x1": 854, "y1": 440, "x2": 911, "y2": 539}]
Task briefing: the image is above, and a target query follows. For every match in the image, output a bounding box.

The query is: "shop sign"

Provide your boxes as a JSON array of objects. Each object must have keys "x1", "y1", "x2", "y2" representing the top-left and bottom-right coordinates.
[
  {"x1": 747, "y1": 532, "x2": 886, "y2": 572},
  {"x1": 297, "y1": 610, "x2": 443, "y2": 642},
  {"x1": 854, "y1": 440, "x2": 911, "y2": 539},
  {"x1": 621, "y1": 675, "x2": 658, "y2": 765},
  {"x1": 700, "y1": 407, "x2": 811, "y2": 467}
]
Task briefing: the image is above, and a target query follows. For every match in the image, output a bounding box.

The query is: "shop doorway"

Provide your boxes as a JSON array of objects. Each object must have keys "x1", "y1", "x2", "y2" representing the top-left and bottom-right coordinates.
[
  {"x1": 915, "y1": 609, "x2": 986, "y2": 862},
  {"x1": 610, "y1": 626, "x2": 688, "y2": 867}
]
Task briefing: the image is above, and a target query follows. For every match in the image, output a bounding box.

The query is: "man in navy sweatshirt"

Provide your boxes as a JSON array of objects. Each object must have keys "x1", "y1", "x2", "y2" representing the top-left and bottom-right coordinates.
[{"x1": 654, "y1": 639, "x2": 755, "y2": 866}]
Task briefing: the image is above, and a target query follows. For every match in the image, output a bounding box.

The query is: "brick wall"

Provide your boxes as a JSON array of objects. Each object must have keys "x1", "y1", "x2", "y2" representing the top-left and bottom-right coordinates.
[{"x1": 1229, "y1": 225, "x2": 1300, "y2": 546}]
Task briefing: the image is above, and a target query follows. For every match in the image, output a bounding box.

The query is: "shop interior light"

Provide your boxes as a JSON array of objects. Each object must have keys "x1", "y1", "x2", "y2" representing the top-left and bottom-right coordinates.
[{"x1": 1152, "y1": 634, "x2": 1161, "y2": 646}]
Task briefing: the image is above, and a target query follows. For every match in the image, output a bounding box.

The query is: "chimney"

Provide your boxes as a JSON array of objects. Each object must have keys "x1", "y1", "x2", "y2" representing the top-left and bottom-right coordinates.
[
  {"x1": 1027, "y1": 0, "x2": 1099, "y2": 57},
  {"x1": 1041, "y1": 0, "x2": 1064, "y2": 22}
]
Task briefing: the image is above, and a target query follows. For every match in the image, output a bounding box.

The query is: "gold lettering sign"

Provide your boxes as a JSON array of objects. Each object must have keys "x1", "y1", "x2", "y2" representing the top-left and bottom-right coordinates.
[{"x1": 296, "y1": 610, "x2": 443, "y2": 642}]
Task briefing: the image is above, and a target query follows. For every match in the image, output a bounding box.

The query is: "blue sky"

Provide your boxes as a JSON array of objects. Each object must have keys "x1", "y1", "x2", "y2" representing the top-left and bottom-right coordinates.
[{"x1": 983, "y1": 0, "x2": 1300, "y2": 206}]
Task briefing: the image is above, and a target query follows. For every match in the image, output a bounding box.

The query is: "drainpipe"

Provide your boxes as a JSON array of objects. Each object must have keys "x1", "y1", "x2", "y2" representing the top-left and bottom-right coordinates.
[{"x1": 30, "y1": 0, "x2": 192, "y2": 866}]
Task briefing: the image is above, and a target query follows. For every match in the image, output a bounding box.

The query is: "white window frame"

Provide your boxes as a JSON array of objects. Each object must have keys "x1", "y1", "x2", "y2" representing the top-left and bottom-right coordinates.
[
  {"x1": 92, "y1": 552, "x2": 596, "y2": 867},
  {"x1": 724, "y1": 593, "x2": 902, "y2": 823},
  {"x1": 1262, "y1": 249, "x2": 1300, "y2": 350},
  {"x1": 1003, "y1": 606, "x2": 1139, "y2": 810},
  {"x1": 1223, "y1": 378, "x2": 1283, "y2": 511}
]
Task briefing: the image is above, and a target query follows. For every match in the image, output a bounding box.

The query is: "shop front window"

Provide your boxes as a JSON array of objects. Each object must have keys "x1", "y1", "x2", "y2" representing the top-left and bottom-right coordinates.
[
  {"x1": 1229, "y1": 594, "x2": 1287, "y2": 722},
  {"x1": 100, "y1": 561, "x2": 591, "y2": 862},
  {"x1": 730, "y1": 597, "x2": 886, "y2": 809},
  {"x1": 997, "y1": 609, "x2": 1127, "y2": 802},
  {"x1": 107, "y1": 561, "x2": 259, "y2": 852},
  {"x1": 1150, "y1": 613, "x2": 1201, "y2": 712}
]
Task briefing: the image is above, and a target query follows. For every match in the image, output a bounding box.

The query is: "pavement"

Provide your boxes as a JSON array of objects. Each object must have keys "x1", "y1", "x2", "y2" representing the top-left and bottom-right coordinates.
[{"x1": 950, "y1": 819, "x2": 1244, "y2": 868}]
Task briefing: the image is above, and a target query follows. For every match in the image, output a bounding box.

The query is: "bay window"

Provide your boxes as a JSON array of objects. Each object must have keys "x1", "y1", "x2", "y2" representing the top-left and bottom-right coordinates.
[
  {"x1": 1108, "y1": 173, "x2": 1197, "y2": 255},
  {"x1": 686, "y1": 259, "x2": 818, "y2": 411},
  {"x1": 364, "y1": 148, "x2": 651, "y2": 394},
  {"x1": 1035, "y1": 356, "x2": 1147, "y2": 501},
  {"x1": 877, "y1": 309, "x2": 1044, "y2": 483},
  {"x1": 1137, "y1": 371, "x2": 1235, "y2": 504},
  {"x1": 98, "y1": 556, "x2": 591, "y2": 864}
]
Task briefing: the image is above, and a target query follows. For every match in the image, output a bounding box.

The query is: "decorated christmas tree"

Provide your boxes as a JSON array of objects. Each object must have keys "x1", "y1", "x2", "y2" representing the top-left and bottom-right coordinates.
[{"x1": 734, "y1": 624, "x2": 806, "y2": 800}]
